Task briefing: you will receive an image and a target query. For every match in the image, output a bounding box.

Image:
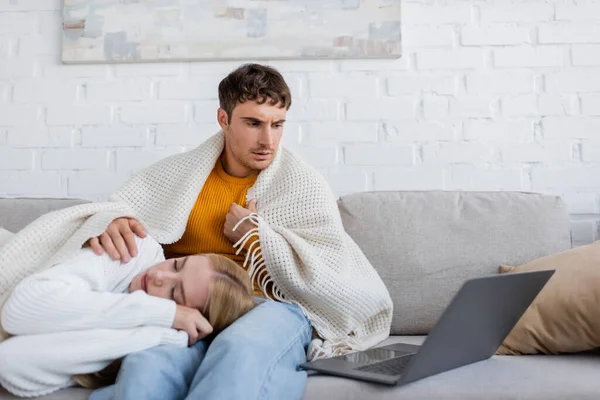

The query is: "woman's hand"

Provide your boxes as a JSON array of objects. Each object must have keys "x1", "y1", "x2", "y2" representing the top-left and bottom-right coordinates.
[{"x1": 172, "y1": 304, "x2": 213, "y2": 346}]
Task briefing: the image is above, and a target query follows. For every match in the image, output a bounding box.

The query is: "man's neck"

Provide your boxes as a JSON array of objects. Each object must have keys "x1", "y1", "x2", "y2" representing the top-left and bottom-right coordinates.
[{"x1": 219, "y1": 152, "x2": 257, "y2": 178}]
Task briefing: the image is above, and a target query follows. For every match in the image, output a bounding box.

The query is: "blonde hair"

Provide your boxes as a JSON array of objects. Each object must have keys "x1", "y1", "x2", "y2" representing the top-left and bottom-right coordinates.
[
  {"x1": 202, "y1": 253, "x2": 255, "y2": 334},
  {"x1": 74, "y1": 253, "x2": 255, "y2": 389}
]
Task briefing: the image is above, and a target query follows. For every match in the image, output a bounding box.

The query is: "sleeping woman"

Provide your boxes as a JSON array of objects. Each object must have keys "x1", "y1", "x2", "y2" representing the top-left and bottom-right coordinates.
[{"x1": 0, "y1": 234, "x2": 255, "y2": 397}]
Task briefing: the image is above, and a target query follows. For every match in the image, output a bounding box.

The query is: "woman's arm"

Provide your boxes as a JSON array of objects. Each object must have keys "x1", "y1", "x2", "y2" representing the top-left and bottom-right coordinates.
[
  {"x1": 1, "y1": 281, "x2": 176, "y2": 335},
  {"x1": 1, "y1": 238, "x2": 175, "y2": 336}
]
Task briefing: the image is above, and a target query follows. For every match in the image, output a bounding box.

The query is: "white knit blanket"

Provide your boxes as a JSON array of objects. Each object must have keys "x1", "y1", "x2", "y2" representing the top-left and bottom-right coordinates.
[
  {"x1": 0, "y1": 131, "x2": 393, "y2": 358},
  {"x1": 0, "y1": 228, "x2": 12, "y2": 247}
]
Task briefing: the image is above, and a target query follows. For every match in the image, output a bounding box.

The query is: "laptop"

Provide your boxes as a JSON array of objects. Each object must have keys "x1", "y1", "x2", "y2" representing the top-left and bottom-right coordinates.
[{"x1": 299, "y1": 269, "x2": 554, "y2": 386}]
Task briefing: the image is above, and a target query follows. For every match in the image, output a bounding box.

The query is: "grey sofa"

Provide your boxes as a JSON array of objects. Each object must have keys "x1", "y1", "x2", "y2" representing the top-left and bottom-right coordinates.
[{"x1": 1, "y1": 191, "x2": 599, "y2": 400}]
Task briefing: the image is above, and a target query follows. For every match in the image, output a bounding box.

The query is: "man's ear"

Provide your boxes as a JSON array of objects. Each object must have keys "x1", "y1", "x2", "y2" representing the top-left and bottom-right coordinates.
[{"x1": 217, "y1": 108, "x2": 230, "y2": 131}]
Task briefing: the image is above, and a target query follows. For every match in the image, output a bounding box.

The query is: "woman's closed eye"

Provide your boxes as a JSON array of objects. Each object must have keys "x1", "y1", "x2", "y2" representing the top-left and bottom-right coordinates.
[{"x1": 171, "y1": 259, "x2": 178, "y2": 299}]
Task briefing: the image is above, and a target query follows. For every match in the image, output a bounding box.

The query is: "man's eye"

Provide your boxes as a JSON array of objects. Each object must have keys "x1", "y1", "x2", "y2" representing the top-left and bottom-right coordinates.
[{"x1": 173, "y1": 259, "x2": 178, "y2": 272}]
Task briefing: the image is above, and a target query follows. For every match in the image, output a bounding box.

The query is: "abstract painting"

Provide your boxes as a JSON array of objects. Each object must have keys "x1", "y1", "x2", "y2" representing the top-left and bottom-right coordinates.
[{"x1": 61, "y1": 0, "x2": 402, "y2": 64}]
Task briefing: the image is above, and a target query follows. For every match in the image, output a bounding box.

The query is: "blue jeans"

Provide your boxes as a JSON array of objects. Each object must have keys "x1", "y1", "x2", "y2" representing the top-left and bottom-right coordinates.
[{"x1": 89, "y1": 299, "x2": 312, "y2": 400}]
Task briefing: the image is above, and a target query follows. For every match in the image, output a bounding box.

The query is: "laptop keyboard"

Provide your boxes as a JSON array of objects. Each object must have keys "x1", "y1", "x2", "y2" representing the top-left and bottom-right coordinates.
[{"x1": 355, "y1": 355, "x2": 413, "y2": 376}]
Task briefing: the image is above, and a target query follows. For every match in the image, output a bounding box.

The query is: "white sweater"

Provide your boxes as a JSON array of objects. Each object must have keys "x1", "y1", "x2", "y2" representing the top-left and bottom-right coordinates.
[{"x1": 0, "y1": 236, "x2": 187, "y2": 398}]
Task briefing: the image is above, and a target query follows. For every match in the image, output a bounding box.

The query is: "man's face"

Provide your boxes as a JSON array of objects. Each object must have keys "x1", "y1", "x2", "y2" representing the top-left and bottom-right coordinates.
[{"x1": 217, "y1": 100, "x2": 286, "y2": 177}]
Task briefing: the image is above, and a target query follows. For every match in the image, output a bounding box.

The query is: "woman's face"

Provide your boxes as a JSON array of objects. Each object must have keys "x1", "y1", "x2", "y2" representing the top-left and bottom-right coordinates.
[{"x1": 129, "y1": 255, "x2": 214, "y2": 311}]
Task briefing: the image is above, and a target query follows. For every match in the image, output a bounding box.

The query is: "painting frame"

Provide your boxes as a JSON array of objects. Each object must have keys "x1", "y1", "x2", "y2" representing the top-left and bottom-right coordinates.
[{"x1": 61, "y1": 0, "x2": 402, "y2": 64}]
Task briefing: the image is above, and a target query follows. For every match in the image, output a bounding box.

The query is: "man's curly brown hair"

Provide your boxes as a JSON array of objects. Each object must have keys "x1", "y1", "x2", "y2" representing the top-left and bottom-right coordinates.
[{"x1": 218, "y1": 64, "x2": 292, "y2": 123}]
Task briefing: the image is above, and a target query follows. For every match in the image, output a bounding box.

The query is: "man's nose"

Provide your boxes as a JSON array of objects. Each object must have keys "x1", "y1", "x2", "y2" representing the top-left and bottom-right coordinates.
[{"x1": 258, "y1": 126, "x2": 274, "y2": 147}]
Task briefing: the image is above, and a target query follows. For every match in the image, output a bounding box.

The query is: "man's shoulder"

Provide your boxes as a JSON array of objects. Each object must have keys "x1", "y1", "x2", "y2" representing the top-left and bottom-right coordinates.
[
  {"x1": 268, "y1": 148, "x2": 335, "y2": 199},
  {"x1": 278, "y1": 148, "x2": 326, "y2": 181}
]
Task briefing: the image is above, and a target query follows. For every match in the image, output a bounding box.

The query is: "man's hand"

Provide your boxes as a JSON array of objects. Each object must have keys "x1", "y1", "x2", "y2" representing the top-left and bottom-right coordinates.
[
  {"x1": 172, "y1": 305, "x2": 213, "y2": 346},
  {"x1": 224, "y1": 200, "x2": 257, "y2": 244},
  {"x1": 88, "y1": 217, "x2": 147, "y2": 263}
]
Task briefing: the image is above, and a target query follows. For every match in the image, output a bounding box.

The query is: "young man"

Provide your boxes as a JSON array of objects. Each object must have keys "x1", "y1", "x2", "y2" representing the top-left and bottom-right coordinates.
[{"x1": 86, "y1": 64, "x2": 393, "y2": 400}]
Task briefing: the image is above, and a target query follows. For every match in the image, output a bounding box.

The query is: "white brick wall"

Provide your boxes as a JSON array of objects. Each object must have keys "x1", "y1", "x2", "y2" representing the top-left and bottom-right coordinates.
[
  {"x1": 0, "y1": 0, "x2": 599, "y2": 245},
  {"x1": 40, "y1": 149, "x2": 108, "y2": 171},
  {"x1": 87, "y1": 80, "x2": 153, "y2": 103},
  {"x1": 572, "y1": 45, "x2": 600, "y2": 66}
]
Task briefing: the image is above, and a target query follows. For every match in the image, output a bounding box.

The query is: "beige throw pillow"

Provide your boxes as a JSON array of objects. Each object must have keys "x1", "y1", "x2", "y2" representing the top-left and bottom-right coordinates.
[{"x1": 497, "y1": 240, "x2": 600, "y2": 355}]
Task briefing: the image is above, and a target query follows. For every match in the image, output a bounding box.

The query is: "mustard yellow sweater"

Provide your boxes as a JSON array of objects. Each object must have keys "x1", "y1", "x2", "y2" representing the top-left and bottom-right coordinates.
[{"x1": 163, "y1": 160, "x2": 265, "y2": 298}]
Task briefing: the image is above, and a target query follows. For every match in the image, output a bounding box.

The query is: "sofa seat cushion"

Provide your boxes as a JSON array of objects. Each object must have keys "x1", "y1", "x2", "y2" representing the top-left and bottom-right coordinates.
[
  {"x1": 304, "y1": 336, "x2": 600, "y2": 400},
  {"x1": 0, "y1": 387, "x2": 90, "y2": 400},
  {"x1": 2, "y1": 338, "x2": 599, "y2": 400}
]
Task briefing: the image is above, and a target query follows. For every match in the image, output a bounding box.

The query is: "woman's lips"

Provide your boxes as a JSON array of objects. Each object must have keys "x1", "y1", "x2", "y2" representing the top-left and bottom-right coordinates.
[{"x1": 142, "y1": 273, "x2": 148, "y2": 292}]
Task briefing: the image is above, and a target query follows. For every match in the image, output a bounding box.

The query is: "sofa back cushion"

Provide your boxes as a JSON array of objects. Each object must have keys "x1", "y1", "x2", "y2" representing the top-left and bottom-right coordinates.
[
  {"x1": 0, "y1": 198, "x2": 90, "y2": 233},
  {"x1": 337, "y1": 191, "x2": 572, "y2": 335}
]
